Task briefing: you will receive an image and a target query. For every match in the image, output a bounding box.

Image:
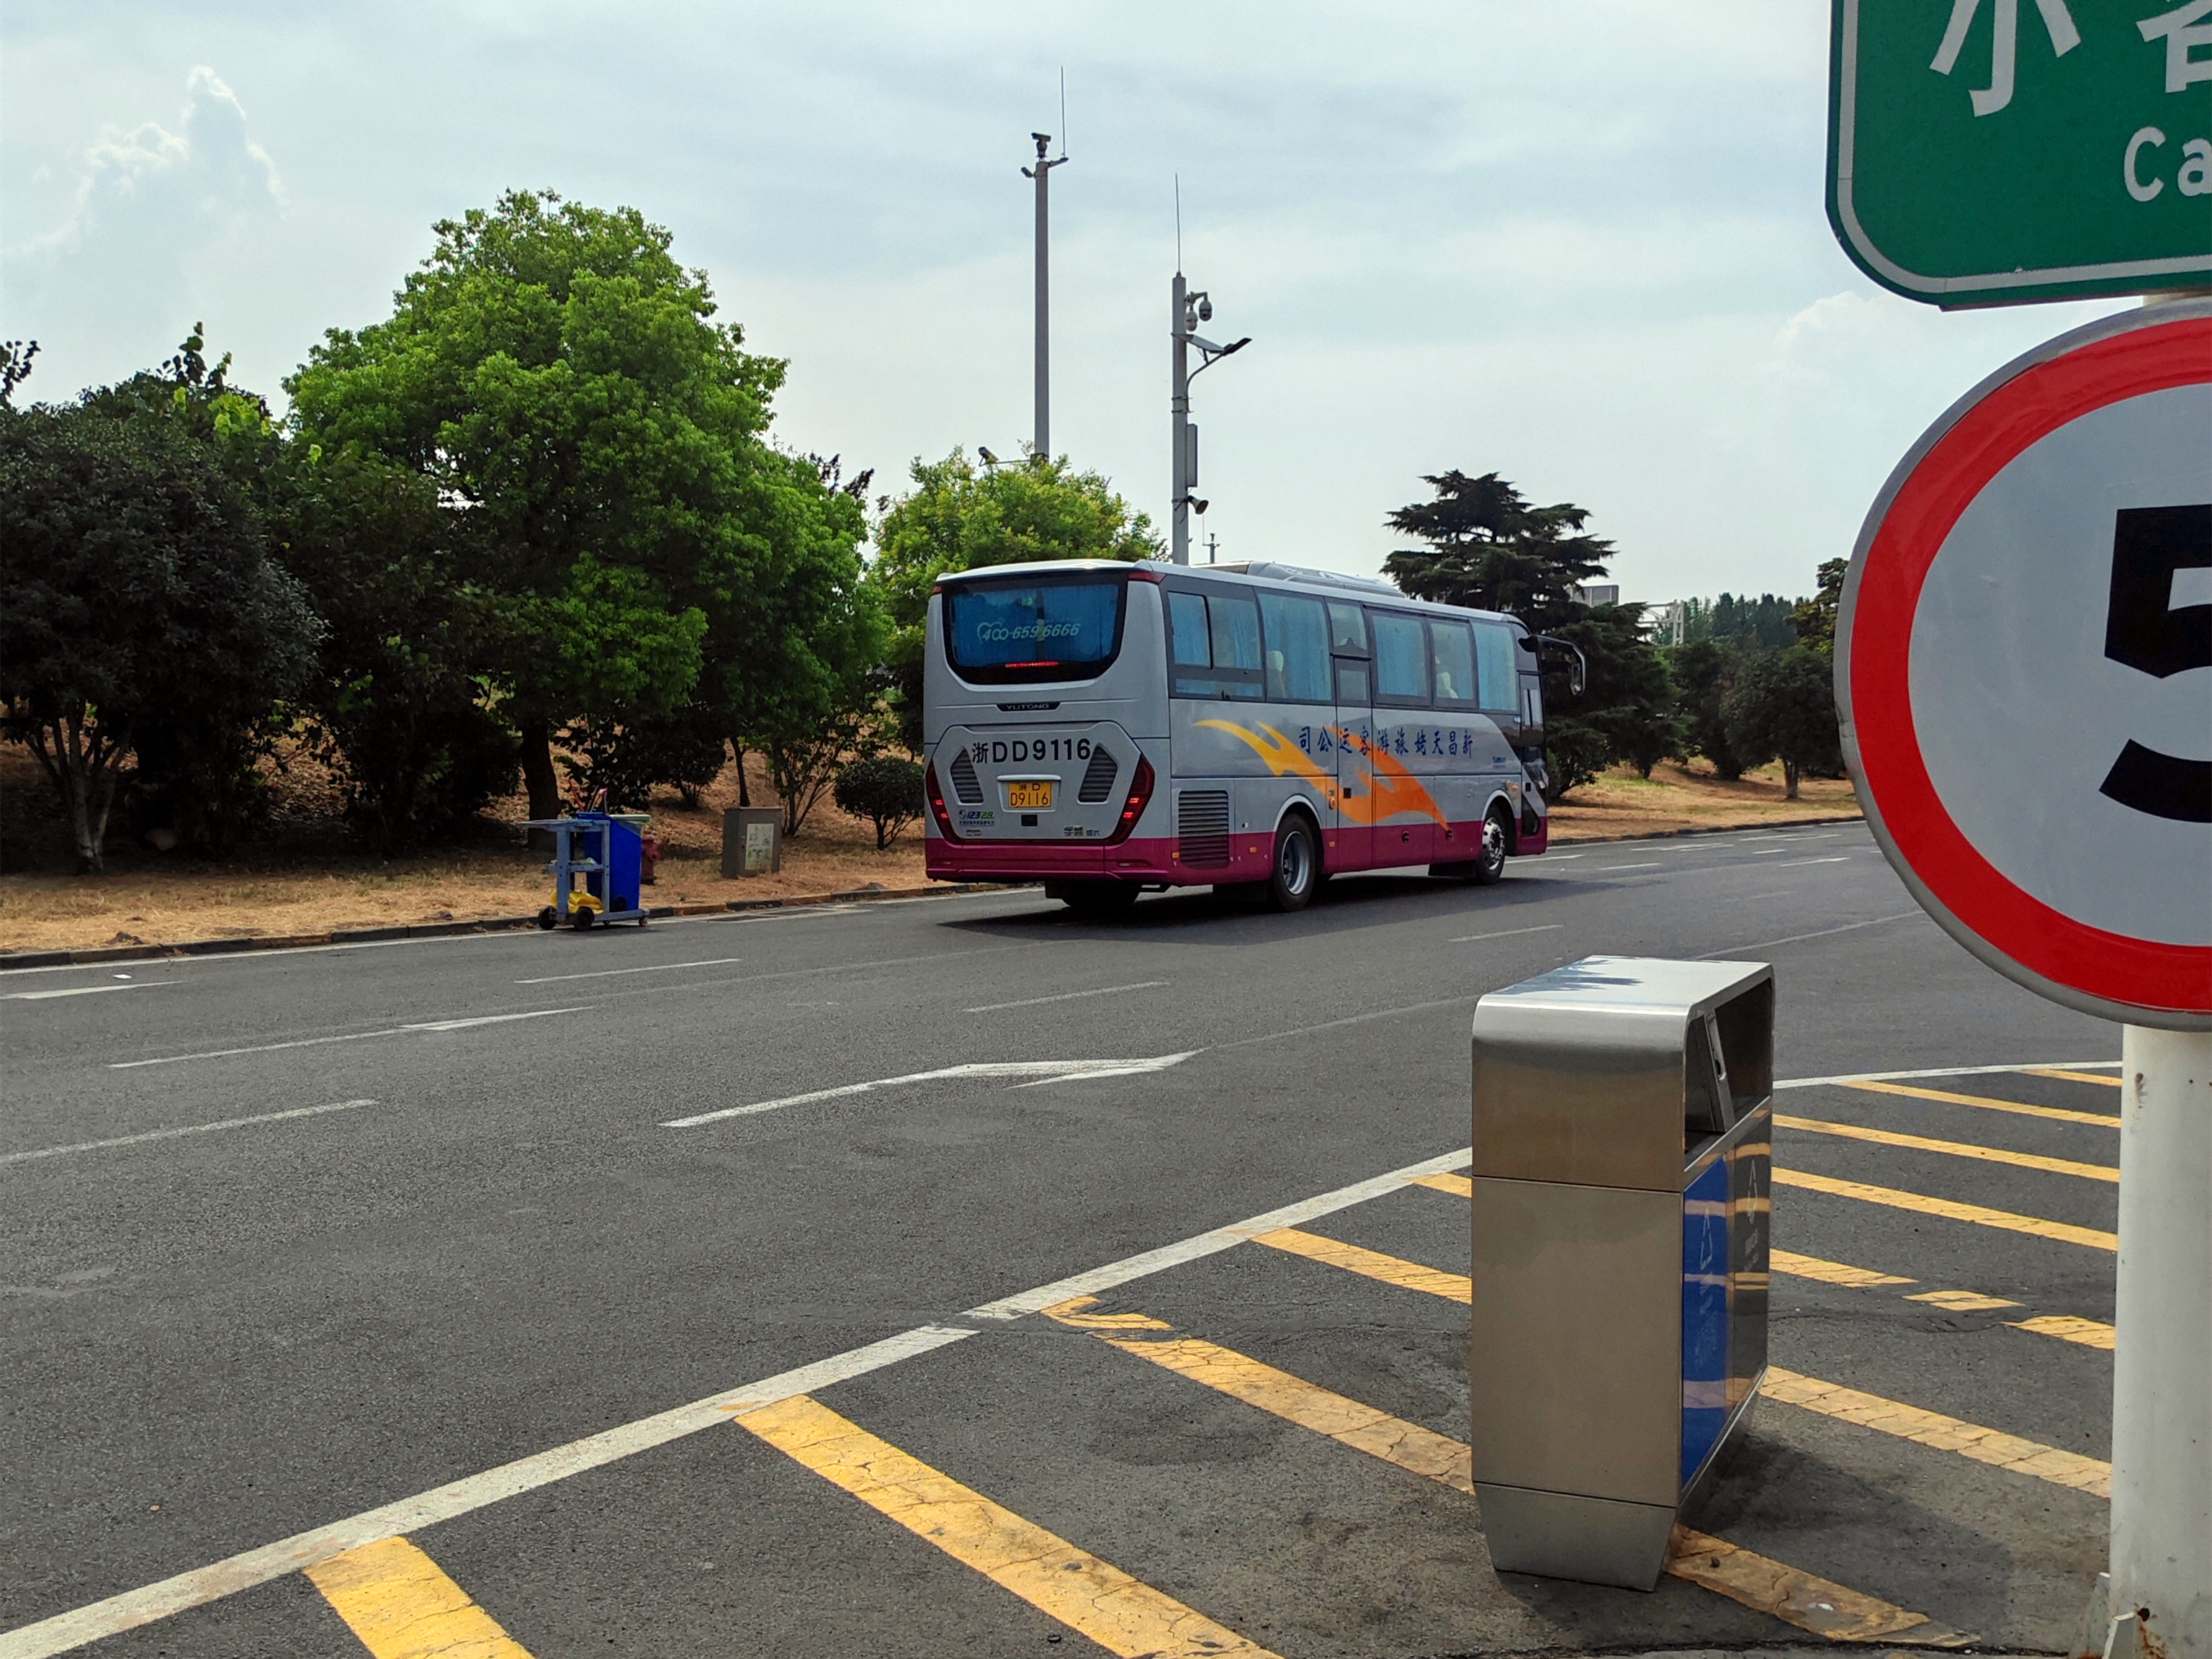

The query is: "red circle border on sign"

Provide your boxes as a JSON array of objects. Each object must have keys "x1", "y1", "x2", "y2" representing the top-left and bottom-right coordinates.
[{"x1": 1851, "y1": 315, "x2": 2212, "y2": 1019}]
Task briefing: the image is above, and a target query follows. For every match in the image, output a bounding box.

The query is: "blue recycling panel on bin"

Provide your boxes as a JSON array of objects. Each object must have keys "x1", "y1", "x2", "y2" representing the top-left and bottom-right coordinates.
[
  {"x1": 577, "y1": 811, "x2": 643, "y2": 909},
  {"x1": 1680, "y1": 1157, "x2": 1732, "y2": 1488}
]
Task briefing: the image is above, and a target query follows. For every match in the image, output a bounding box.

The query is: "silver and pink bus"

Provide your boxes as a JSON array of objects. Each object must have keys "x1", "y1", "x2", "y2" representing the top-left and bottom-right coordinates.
[{"x1": 923, "y1": 558, "x2": 1560, "y2": 913}]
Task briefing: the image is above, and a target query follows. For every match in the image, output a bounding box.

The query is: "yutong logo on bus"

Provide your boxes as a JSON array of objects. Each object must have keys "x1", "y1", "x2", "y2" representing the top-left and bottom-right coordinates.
[{"x1": 976, "y1": 621, "x2": 1083, "y2": 643}]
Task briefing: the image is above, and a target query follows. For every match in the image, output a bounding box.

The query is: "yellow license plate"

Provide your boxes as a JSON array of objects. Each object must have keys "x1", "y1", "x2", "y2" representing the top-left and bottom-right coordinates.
[{"x1": 1007, "y1": 781, "x2": 1055, "y2": 810}]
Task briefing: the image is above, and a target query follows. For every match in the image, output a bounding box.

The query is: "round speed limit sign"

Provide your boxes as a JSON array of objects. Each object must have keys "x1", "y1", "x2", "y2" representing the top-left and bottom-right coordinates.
[{"x1": 1838, "y1": 301, "x2": 2212, "y2": 1030}]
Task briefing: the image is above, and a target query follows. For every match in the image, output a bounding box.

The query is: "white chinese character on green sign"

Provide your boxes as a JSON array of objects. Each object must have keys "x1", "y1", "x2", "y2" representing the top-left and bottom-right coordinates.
[
  {"x1": 1932, "y1": 0, "x2": 2080, "y2": 116},
  {"x1": 2138, "y1": 0, "x2": 2212, "y2": 94}
]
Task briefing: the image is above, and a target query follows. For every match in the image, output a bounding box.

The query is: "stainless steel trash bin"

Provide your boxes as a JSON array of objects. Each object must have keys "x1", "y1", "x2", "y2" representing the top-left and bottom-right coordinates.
[{"x1": 1467, "y1": 955, "x2": 1773, "y2": 1591}]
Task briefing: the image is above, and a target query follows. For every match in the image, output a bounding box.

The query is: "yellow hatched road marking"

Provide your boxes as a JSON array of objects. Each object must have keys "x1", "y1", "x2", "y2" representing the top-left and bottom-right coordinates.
[
  {"x1": 2008, "y1": 1313, "x2": 2116, "y2": 1350},
  {"x1": 1408, "y1": 1171, "x2": 1473, "y2": 1197},
  {"x1": 1771, "y1": 1249, "x2": 1915, "y2": 1287},
  {"x1": 303, "y1": 1536, "x2": 532, "y2": 1659},
  {"x1": 1772, "y1": 1167, "x2": 2118, "y2": 1251},
  {"x1": 732, "y1": 1395, "x2": 1279, "y2": 1659},
  {"x1": 1906, "y1": 1289, "x2": 2020, "y2": 1311},
  {"x1": 1842, "y1": 1079, "x2": 2116, "y2": 1128},
  {"x1": 1763, "y1": 1367, "x2": 2110, "y2": 1497},
  {"x1": 1250, "y1": 1227, "x2": 1471, "y2": 1303},
  {"x1": 1054, "y1": 1301, "x2": 1970, "y2": 1645},
  {"x1": 1776, "y1": 1113, "x2": 2118, "y2": 1182},
  {"x1": 1665, "y1": 1527, "x2": 1973, "y2": 1647},
  {"x1": 2025, "y1": 1068, "x2": 2123, "y2": 1088}
]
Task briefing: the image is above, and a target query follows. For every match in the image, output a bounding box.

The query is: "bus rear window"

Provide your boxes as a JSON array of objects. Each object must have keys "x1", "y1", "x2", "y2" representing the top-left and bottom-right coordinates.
[{"x1": 944, "y1": 573, "x2": 1128, "y2": 684}]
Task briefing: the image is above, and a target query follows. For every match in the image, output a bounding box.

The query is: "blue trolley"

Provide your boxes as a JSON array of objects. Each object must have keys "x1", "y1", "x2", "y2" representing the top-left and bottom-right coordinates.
[{"x1": 524, "y1": 812, "x2": 650, "y2": 930}]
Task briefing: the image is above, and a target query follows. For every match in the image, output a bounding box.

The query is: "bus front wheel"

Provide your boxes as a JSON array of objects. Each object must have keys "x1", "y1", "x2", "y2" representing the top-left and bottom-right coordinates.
[
  {"x1": 1472, "y1": 809, "x2": 1511, "y2": 885},
  {"x1": 1267, "y1": 815, "x2": 1320, "y2": 913}
]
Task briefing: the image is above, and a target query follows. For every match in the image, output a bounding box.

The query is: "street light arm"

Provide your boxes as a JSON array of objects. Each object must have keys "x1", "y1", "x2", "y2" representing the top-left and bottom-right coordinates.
[{"x1": 1187, "y1": 336, "x2": 1251, "y2": 380}]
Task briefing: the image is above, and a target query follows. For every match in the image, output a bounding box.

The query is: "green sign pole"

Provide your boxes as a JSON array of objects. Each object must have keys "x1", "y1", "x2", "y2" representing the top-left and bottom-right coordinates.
[{"x1": 1829, "y1": 0, "x2": 2212, "y2": 306}]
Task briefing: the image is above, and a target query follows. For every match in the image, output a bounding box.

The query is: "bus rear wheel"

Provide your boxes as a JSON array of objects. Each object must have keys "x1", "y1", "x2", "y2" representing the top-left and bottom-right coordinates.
[{"x1": 1267, "y1": 814, "x2": 1320, "y2": 913}]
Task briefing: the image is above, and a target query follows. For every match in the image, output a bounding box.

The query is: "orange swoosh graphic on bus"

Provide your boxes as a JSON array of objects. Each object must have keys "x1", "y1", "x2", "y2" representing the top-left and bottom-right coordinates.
[
  {"x1": 1195, "y1": 718, "x2": 1444, "y2": 828},
  {"x1": 1195, "y1": 719, "x2": 1332, "y2": 787},
  {"x1": 1336, "y1": 729, "x2": 1445, "y2": 827}
]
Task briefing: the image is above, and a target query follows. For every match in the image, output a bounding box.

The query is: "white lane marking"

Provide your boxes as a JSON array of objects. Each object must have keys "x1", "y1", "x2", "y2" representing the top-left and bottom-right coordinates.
[
  {"x1": 964, "y1": 981, "x2": 1169, "y2": 1014},
  {"x1": 3, "y1": 983, "x2": 171, "y2": 1002},
  {"x1": 1592, "y1": 861, "x2": 1663, "y2": 872},
  {"x1": 1694, "y1": 911, "x2": 1924, "y2": 959},
  {"x1": 1449, "y1": 925, "x2": 1565, "y2": 943},
  {"x1": 1780, "y1": 1059, "x2": 2120, "y2": 1089},
  {"x1": 966, "y1": 1145, "x2": 1475, "y2": 1320},
  {"x1": 514, "y1": 956, "x2": 744, "y2": 986},
  {"x1": 108, "y1": 1009, "x2": 588, "y2": 1070},
  {"x1": 1011, "y1": 1054, "x2": 1197, "y2": 1088},
  {"x1": 1216, "y1": 994, "x2": 1473, "y2": 1051},
  {"x1": 1749, "y1": 848, "x2": 1792, "y2": 855},
  {"x1": 0, "y1": 1323, "x2": 974, "y2": 1659},
  {"x1": 1, "y1": 1100, "x2": 376, "y2": 1167},
  {"x1": 1769, "y1": 856, "x2": 1851, "y2": 868},
  {"x1": 662, "y1": 1053, "x2": 1200, "y2": 1128},
  {"x1": 0, "y1": 1144, "x2": 1470, "y2": 1658}
]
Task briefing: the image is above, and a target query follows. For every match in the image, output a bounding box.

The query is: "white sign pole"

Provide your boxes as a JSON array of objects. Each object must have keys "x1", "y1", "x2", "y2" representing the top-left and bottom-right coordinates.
[{"x1": 2110, "y1": 1025, "x2": 2212, "y2": 1657}]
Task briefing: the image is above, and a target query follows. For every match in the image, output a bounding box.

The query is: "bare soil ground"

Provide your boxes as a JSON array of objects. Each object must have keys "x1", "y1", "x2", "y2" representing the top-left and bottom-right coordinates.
[{"x1": 0, "y1": 744, "x2": 1855, "y2": 953}]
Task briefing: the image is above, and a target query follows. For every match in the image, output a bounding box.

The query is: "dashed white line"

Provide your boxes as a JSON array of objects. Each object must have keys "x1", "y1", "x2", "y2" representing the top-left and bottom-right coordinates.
[
  {"x1": 1770, "y1": 856, "x2": 1851, "y2": 868},
  {"x1": 662, "y1": 1053, "x2": 1198, "y2": 1128},
  {"x1": 109, "y1": 1008, "x2": 588, "y2": 1070},
  {"x1": 1696, "y1": 911, "x2": 1924, "y2": 958},
  {"x1": 3, "y1": 982, "x2": 170, "y2": 1002},
  {"x1": 1, "y1": 1100, "x2": 375, "y2": 1166},
  {"x1": 1779, "y1": 1059, "x2": 2119, "y2": 1089},
  {"x1": 516, "y1": 956, "x2": 744, "y2": 985},
  {"x1": 965, "y1": 981, "x2": 1169, "y2": 1014},
  {"x1": 1449, "y1": 925, "x2": 1565, "y2": 943},
  {"x1": 1593, "y1": 861, "x2": 1663, "y2": 872}
]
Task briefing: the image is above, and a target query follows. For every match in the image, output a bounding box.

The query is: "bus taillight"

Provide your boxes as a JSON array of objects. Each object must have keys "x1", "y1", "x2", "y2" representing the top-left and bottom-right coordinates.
[
  {"x1": 1106, "y1": 755, "x2": 1155, "y2": 845},
  {"x1": 925, "y1": 763, "x2": 959, "y2": 841}
]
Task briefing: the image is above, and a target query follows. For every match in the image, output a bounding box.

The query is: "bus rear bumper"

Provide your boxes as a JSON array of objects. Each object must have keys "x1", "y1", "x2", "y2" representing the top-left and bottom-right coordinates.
[{"x1": 927, "y1": 835, "x2": 1182, "y2": 886}]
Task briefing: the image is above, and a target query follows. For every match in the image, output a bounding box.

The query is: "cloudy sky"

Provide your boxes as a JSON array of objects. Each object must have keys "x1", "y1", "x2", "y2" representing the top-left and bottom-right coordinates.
[{"x1": 1, "y1": 1, "x2": 2128, "y2": 603}]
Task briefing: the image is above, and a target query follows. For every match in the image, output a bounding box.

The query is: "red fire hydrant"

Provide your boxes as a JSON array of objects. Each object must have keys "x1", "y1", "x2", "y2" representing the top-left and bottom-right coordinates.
[{"x1": 639, "y1": 832, "x2": 662, "y2": 885}]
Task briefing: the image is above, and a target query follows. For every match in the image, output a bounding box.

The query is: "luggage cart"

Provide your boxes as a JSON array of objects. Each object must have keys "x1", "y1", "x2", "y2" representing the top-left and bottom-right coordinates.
[{"x1": 523, "y1": 812, "x2": 650, "y2": 930}]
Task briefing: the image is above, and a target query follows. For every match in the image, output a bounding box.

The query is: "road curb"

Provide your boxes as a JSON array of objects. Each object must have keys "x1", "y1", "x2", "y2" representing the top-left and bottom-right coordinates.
[
  {"x1": 0, "y1": 881, "x2": 1035, "y2": 972},
  {"x1": 0, "y1": 815, "x2": 1862, "y2": 972}
]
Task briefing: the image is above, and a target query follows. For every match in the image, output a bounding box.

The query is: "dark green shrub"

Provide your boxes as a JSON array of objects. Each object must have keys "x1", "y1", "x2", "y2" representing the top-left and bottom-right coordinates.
[{"x1": 834, "y1": 755, "x2": 923, "y2": 849}]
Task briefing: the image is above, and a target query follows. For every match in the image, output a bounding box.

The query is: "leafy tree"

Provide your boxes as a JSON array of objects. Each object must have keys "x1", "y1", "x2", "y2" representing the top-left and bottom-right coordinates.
[
  {"x1": 1542, "y1": 603, "x2": 1681, "y2": 786},
  {"x1": 872, "y1": 449, "x2": 1161, "y2": 746},
  {"x1": 0, "y1": 401, "x2": 316, "y2": 871},
  {"x1": 753, "y1": 667, "x2": 894, "y2": 837},
  {"x1": 1382, "y1": 471, "x2": 1611, "y2": 631},
  {"x1": 1722, "y1": 645, "x2": 1843, "y2": 800},
  {"x1": 271, "y1": 445, "x2": 519, "y2": 849},
  {"x1": 287, "y1": 189, "x2": 781, "y2": 819},
  {"x1": 559, "y1": 703, "x2": 728, "y2": 813},
  {"x1": 1677, "y1": 592, "x2": 1797, "y2": 652},
  {"x1": 1665, "y1": 639, "x2": 1751, "y2": 781},
  {"x1": 1791, "y1": 558, "x2": 1848, "y2": 653},
  {"x1": 834, "y1": 755, "x2": 924, "y2": 849}
]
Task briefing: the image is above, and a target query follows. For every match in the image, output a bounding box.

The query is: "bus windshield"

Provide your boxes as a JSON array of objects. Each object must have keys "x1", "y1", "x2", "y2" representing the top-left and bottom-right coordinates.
[{"x1": 944, "y1": 572, "x2": 1128, "y2": 684}]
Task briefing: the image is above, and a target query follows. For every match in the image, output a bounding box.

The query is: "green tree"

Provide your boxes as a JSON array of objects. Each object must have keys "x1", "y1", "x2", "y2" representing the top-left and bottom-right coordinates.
[
  {"x1": 1382, "y1": 471, "x2": 1611, "y2": 631},
  {"x1": 287, "y1": 189, "x2": 780, "y2": 819},
  {"x1": 835, "y1": 755, "x2": 924, "y2": 849},
  {"x1": 1543, "y1": 603, "x2": 1681, "y2": 787},
  {"x1": 1722, "y1": 645, "x2": 1843, "y2": 800},
  {"x1": 1791, "y1": 558, "x2": 1848, "y2": 653},
  {"x1": 872, "y1": 448, "x2": 1160, "y2": 745},
  {"x1": 271, "y1": 444, "x2": 519, "y2": 850},
  {"x1": 0, "y1": 400, "x2": 316, "y2": 871},
  {"x1": 1665, "y1": 639, "x2": 1751, "y2": 781}
]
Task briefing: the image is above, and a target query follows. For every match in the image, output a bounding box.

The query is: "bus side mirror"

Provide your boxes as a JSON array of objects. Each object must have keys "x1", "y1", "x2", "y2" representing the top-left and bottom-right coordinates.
[{"x1": 1534, "y1": 635, "x2": 1588, "y2": 698}]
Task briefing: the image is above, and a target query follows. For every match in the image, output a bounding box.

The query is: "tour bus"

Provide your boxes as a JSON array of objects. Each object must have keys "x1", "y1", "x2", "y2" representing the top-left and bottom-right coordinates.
[{"x1": 924, "y1": 558, "x2": 1563, "y2": 914}]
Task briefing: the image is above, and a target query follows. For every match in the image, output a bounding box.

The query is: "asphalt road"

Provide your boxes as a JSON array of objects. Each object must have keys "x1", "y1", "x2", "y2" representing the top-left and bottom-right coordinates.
[{"x1": 1, "y1": 822, "x2": 2121, "y2": 1657}]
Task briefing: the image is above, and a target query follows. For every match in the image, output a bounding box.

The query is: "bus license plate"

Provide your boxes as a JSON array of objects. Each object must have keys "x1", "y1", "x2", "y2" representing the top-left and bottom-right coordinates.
[{"x1": 1007, "y1": 781, "x2": 1055, "y2": 810}]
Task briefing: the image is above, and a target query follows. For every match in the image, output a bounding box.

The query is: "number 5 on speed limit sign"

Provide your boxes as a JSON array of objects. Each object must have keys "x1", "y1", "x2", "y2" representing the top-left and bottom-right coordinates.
[{"x1": 1838, "y1": 301, "x2": 2211, "y2": 1029}]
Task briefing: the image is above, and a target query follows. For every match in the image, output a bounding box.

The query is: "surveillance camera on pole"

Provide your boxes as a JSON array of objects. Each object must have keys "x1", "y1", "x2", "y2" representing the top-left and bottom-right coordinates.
[
  {"x1": 1022, "y1": 132, "x2": 1069, "y2": 461},
  {"x1": 1169, "y1": 274, "x2": 1249, "y2": 565}
]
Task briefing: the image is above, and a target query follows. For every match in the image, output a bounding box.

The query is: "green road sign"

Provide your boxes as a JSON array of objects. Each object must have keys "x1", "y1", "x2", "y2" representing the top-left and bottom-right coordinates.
[{"x1": 1830, "y1": 0, "x2": 2212, "y2": 305}]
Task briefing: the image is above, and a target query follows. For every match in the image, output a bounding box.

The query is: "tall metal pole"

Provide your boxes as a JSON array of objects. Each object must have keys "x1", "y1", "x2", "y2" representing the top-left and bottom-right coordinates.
[
  {"x1": 1171, "y1": 272, "x2": 1190, "y2": 565},
  {"x1": 2108, "y1": 1023, "x2": 2212, "y2": 1659},
  {"x1": 1024, "y1": 133, "x2": 1065, "y2": 462}
]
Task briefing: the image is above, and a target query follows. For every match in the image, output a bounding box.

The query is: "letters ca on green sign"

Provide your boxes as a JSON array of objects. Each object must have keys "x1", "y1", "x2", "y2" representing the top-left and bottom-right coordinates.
[{"x1": 1829, "y1": 0, "x2": 2212, "y2": 305}]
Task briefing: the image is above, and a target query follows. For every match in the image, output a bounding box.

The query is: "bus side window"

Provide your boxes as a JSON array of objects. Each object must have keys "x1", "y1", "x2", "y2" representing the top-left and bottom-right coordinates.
[
  {"x1": 1169, "y1": 591, "x2": 1210, "y2": 667},
  {"x1": 1327, "y1": 602, "x2": 1368, "y2": 655},
  {"x1": 1370, "y1": 612, "x2": 1431, "y2": 705},
  {"x1": 1259, "y1": 593, "x2": 1331, "y2": 702},
  {"x1": 1429, "y1": 619, "x2": 1476, "y2": 707},
  {"x1": 1473, "y1": 620, "x2": 1519, "y2": 711}
]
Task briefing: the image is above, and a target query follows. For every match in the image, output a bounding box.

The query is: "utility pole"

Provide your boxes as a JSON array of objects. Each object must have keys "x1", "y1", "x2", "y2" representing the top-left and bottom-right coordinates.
[
  {"x1": 1169, "y1": 271, "x2": 1250, "y2": 565},
  {"x1": 1022, "y1": 133, "x2": 1067, "y2": 461}
]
